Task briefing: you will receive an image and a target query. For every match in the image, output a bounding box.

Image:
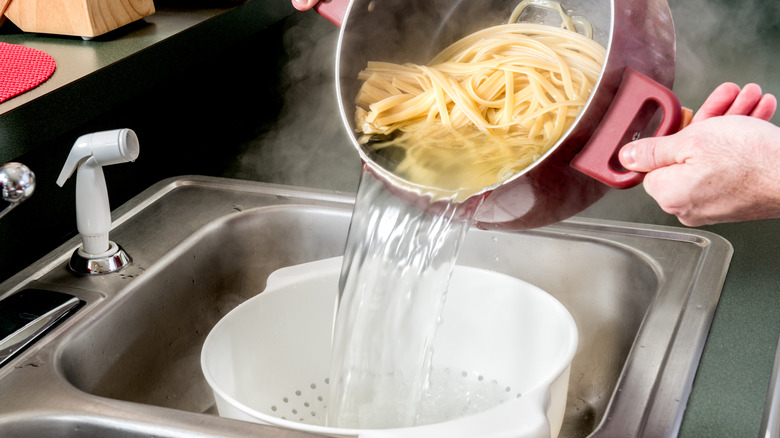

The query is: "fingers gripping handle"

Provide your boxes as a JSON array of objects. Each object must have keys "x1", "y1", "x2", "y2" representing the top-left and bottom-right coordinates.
[{"x1": 570, "y1": 67, "x2": 683, "y2": 189}]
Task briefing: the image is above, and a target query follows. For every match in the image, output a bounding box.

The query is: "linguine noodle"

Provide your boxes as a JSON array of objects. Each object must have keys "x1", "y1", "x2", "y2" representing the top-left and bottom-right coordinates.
[{"x1": 354, "y1": 1, "x2": 606, "y2": 201}]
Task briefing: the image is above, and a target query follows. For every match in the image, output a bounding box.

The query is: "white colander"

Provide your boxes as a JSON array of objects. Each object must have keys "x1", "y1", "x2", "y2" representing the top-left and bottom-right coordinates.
[{"x1": 201, "y1": 257, "x2": 577, "y2": 438}]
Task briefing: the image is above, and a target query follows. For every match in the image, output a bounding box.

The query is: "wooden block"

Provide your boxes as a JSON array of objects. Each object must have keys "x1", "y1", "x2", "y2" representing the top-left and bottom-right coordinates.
[{"x1": 4, "y1": 0, "x2": 155, "y2": 38}]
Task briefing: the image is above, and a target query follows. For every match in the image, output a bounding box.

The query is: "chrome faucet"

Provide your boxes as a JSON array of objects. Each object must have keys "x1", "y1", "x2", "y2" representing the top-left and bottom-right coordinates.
[{"x1": 0, "y1": 162, "x2": 35, "y2": 220}]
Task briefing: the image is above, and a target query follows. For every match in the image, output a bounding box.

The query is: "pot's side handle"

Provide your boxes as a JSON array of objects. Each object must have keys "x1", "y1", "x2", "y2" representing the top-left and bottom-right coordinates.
[
  {"x1": 570, "y1": 67, "x2": 683, "y2": 189},
  {"x1": 313, "y1": 0, "x2": 350, "y2": 27}
]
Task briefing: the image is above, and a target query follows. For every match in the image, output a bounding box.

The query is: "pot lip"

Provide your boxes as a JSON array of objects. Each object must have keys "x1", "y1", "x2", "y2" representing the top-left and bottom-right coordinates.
[{"x1": 335, "y1": 0, "x2": 618, "y2": 200}]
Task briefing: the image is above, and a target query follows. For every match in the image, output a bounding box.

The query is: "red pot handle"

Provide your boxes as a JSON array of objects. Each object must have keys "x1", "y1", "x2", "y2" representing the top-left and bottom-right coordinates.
[
  {"x1": 570, "y1": 67, "x2": 683, "y2": 189},
  {"x1": 313, "y1": 0, "x2": 350, "y2": 27}
]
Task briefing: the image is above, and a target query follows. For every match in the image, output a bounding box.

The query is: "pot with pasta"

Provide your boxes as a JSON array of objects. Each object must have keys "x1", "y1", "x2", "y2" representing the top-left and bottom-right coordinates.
[{"x1": 314, "y1": 0, "x2": 683, "y2": 229}]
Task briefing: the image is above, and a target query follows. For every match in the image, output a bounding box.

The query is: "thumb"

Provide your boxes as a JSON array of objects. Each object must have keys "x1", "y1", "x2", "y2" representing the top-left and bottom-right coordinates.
[{"x1": 618, "y1": 136, "x2": 679, "y2": 172}]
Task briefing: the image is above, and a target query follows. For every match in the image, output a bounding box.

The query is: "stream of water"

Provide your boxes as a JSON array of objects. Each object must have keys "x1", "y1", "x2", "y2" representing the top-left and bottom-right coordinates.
[{"x1": 326, "y1": 167, "x2": 485, "y2": 429}]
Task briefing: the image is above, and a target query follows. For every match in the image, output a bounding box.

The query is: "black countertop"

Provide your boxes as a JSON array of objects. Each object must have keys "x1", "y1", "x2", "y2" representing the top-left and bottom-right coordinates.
[{"x1": 0, "y1": 0, "x2": 294, "y2": 163}]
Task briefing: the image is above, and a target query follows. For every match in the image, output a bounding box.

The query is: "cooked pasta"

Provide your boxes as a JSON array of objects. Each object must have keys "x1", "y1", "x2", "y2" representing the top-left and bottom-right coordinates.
[{"x1": 354, "y1": 1, "x2": 606, "y2": 201}]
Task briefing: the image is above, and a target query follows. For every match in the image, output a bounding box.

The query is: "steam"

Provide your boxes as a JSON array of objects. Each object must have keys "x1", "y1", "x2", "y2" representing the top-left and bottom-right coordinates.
[
  {"x1": 229, "y1": 2, "x2": 780, "y2": 226},
  {"x1": 231, "y1": 12, "x2": 361, "y2": 192},
  {"x1": 671, "y1": 0, "x2": 780, "y2": 123}
]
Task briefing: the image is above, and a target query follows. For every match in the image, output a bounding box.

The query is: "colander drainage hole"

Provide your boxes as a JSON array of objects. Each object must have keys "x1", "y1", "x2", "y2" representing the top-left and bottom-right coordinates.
[
  {"x1": 270, "y1": 379, "x2": 330, "y2": 426},
  {"x1": 270, "y1": 372, "x2": 521, "y2": 425}
]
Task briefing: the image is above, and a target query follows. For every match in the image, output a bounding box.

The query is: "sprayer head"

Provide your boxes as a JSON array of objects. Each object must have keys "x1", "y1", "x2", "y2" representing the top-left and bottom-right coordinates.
[{"x1": 57, "y1": 128, "x2": 140, "y2": 187}]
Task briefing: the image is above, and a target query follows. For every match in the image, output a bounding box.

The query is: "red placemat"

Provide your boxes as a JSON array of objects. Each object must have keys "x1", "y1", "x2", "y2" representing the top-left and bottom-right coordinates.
[{"x1": 0, "y1": 42, "x2": 56, "y2": 103}]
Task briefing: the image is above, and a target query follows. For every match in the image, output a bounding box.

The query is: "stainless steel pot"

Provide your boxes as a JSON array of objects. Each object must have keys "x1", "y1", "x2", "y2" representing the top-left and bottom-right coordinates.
[{"x1": 314, "y1": 0, "x2": 683, "y2": 229}]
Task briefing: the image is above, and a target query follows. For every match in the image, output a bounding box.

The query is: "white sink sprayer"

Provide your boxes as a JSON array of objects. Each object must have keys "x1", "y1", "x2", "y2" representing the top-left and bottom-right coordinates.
[{"x1": 56, "y1": 129, "x2": 139, "y2": 274}]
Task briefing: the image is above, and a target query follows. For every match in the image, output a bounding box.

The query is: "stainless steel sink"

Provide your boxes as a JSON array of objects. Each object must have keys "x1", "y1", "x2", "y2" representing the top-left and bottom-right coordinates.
[{"x1": 0, "y1": 176, "x2": 732, "y2": 437}]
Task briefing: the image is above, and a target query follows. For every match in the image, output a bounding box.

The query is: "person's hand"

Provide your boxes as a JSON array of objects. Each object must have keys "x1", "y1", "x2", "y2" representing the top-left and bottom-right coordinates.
[
  {"x1": 619, "y1": 84, "x2": 780, "y2": 226},
  {"x1": 292, "y1": 0, "x2": 319, "y2": 11}
]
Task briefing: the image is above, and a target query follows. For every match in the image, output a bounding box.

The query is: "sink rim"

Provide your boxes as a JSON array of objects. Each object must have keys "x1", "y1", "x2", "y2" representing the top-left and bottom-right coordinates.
[{"x1": 0, "y1": 175, "x2": 733, "y2": 437}]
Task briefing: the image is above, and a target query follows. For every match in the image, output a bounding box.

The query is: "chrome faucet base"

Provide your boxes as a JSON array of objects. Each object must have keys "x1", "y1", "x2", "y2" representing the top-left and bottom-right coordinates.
[
  {"x1": 0, "y1": 162, "x2": 35, "y2": 221},
  {"x1": 68, "y1": 242, "x2": 131, "y2": 275}
]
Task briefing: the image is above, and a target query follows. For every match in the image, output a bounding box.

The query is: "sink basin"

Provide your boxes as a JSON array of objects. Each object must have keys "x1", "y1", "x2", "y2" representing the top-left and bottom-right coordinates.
[{"x1": 0, "y1": 176, "x2": 732, "y2": 437}]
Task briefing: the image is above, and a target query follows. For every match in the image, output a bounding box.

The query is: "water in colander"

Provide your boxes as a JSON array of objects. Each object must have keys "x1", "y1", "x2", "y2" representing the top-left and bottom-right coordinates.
[{"x1": 326, "y1": 168, "x2": 494, "y2": 429}]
